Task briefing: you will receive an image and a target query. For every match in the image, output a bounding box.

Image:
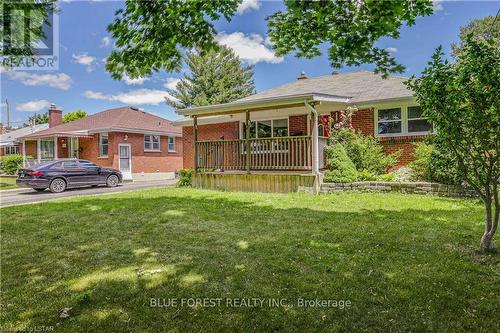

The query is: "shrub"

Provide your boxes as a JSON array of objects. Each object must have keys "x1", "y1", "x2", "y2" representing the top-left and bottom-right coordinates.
[
  {"x1": 323, "y1": 143, "x2": 358, "y2": 183},
  {"x1": 393, "y1": 167, "x2": 413, "y2": 182},
  {"x1": 378, "y1": 173, "x2": 396, "y2": 182},
  {"x1": 0, "y1": 154, "x2": 27, "y2": 175},
  {"x1": 329, "y1": 129, "x2": 399, "y2": 174},
  {"x1": 357, "y1": 170, "x2": 377, "y2": 181},
  {"x1": 177, "y1": 169, "x2": 193, "y2": 187},
  {"x1": 409, "y1": 139, "x2": 462, "y2": 184}
]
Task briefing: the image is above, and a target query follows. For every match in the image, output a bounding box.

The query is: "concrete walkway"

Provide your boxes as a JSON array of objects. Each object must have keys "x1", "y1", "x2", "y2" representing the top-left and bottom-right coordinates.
[{"x1": 0, "y1": 179, "x2": 177, "y2": 207}]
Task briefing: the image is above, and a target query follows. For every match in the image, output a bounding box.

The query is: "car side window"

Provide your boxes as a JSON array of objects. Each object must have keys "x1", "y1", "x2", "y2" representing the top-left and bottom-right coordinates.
[
  {"x1": 50, "y1": 162, "x2": 64, "y2": 169},
  {"x1": 80, "y1": 161, "x2": 99, "y2": 168},
  {"x1": 62, "y1": 161, "x2": 80, "y2": 169}
]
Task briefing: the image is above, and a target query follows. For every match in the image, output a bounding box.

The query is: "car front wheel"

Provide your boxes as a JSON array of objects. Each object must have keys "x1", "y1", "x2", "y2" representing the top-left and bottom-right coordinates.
[
  {"x1": 49, "y1": 178, "x2": 66, "y2": 193},
  {"x1": 106, "y1": 174, "x2": 119, "y2": 187}
]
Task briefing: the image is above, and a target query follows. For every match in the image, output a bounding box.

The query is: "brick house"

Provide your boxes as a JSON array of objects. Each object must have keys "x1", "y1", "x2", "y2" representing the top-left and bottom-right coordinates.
[
  {"x1": 20, "y1": 105, "x2": 182, "y2": 180},
  {"x1": 174, "y1": 71, "x2": 431, "y2": 192}
]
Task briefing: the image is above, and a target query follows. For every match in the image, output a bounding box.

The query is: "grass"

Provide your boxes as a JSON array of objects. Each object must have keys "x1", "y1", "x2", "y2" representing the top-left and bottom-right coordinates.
[
  {"x1": 0, "y1": 175, "x2": 17, "y2": 190},
  {"x1": 1, "y1": 188, "x2": 498, "y2": 332}
]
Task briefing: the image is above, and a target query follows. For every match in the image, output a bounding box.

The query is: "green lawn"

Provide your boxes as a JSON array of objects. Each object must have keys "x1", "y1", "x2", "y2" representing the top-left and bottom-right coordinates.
[
  {"x1": 1, "y1": 188, "x2": 498, "y2": 332},
  {"x1": 0, "y1": 176, "x2": 18, "y2": 190}
]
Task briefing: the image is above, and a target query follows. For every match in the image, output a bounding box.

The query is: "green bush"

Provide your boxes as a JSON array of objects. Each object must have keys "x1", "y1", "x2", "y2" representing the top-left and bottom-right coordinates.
[
  {"x1": 378, "y1": 173, "x2": 396, "y2": 182},
  {"x1": 409, "y1": 139, "x2": 462, "y2": 184},
  {"x1": 0, "y1": 154, "x2": 27, "y2": 175},
  {"x1": 177, "y1": 169, "x2": 193, "y2": 187},
  {"x1": 329, "y1": 129, "x2": 399, "y2": 174},
  {"x1": 323, "y1": 143, "x2": 358, "y2": 183},
  {"x1": 357, "y1": 170, "x2": 377, "y2": 181}
]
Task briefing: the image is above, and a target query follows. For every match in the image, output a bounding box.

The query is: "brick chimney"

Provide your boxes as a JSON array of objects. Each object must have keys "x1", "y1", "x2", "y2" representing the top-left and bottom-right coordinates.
[
  {"x1": 297, "y1": 71, "x2": 308, "y2": 80},
  {"x1": 48, "y1": 104, "x2": 63, "y2": 128}
]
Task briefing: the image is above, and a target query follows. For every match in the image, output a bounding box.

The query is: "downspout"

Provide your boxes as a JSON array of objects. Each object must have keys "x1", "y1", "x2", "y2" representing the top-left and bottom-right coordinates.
[{"x1": 305, "y1": 101, "x2": 320, "y2": 194}]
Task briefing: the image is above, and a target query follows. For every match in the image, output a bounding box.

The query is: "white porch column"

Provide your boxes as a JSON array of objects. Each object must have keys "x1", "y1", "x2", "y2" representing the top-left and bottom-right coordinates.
[
  {"x1": 22, "y1": 140, "x2": 26, "y2": 167},
  {"x1": 305, "y1": 102, "x2": 320, "y2": 194},
  {"x1": 36, "y1": 138, "x2": 41, "y2": 163},
  {"x1": 54, "y1": 137, "x2": 58, "y2": 160}
]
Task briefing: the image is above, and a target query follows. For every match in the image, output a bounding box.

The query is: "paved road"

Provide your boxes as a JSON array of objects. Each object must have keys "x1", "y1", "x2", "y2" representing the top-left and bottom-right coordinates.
[{"x1": 0, "y1": 179, "x2": 177, "y2": 207}]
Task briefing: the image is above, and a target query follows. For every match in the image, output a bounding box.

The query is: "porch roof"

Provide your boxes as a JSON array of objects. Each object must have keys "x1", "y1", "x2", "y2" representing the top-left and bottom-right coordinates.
[{"x1": 176, "y1": 93, "x2": 350, "y2": 117}]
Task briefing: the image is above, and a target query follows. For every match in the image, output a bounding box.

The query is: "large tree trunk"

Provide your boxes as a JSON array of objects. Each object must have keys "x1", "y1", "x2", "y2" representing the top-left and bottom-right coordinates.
[{"x1": 480, "y1": 231, "x2": 495, "y2": 251}]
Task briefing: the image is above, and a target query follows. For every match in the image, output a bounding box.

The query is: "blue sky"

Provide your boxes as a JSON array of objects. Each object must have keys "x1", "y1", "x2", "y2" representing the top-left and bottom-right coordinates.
[{"x1": 0, "y1": 0, "x2": 497, "y2": 126}]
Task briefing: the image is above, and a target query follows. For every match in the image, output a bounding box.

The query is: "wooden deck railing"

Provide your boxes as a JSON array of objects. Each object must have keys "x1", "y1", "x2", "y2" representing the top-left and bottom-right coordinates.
[{"x1": 195, "y1": 136, "x2": 327, "y2": 171}]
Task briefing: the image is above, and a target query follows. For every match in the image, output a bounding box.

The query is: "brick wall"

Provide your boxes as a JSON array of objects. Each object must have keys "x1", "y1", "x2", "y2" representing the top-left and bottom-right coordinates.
[
  {"x1": 351, "y1": 108, "x2": 374, "y2": 137},
  {"x1": 182, "y1": 121, "x2": 240, "y2": 168},
  {"x1": 289, "y1": 115, "x2": 308, "y2": 136},
  {"x1": 80, "y1": 132, "x2": 183, "y2": 173},
  {"x1": 379, "y1": 136, "x2": 426, "y2": 169}
]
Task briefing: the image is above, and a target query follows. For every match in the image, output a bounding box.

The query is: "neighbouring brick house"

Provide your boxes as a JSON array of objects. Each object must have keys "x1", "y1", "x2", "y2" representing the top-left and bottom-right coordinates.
[
  {"x1": 20, "y1": 105, "x2": 182, "y2": 180},
  {"x1": 0, "y1": 123, "x2": 49, "y2": 156},
  {"x1": 174, "y1": 71, "x2": 431, "y2": 192}
]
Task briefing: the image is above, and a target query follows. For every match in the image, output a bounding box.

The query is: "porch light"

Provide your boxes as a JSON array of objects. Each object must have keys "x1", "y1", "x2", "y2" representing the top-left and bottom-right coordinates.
[{"x1": 124, "y1": 135, "x2": 128, "y2": 141}]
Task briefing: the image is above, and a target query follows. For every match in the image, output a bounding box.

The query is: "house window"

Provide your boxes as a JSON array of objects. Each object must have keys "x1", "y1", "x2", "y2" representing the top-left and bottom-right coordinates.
[
  {"x1": 168, "y1": 137, "x2": 176, "y2": 152},
  {"x1": 144, "y1": 135, "x2": 160, "y2": 151},
  {"x1": 40, "y1": 140, "x2": 54, "y2": 159},
  {"x1": 242, "y1": 118, "x2": 289, "y2": 138},
  {"x1": 99, "y1": 133, "x2": 108, "y2": 157},
  {"x1": 377, "y1": 108, "x2": 402, "y2": 135},
  {"x1": 408, "y1": 106, "x2": 432, "y2": 133},
  {"x1": 4, "y1": 146, "x2": 19, "y2": 155}
]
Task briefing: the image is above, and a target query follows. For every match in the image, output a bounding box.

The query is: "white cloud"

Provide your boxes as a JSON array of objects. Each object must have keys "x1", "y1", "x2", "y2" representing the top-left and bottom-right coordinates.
[
  {"x1": 215, "y1": 32, "x2": 283, "y2": 65},
  {"x1": 16, "y1": 100, "x2": 51, "y2": 112},
  {"x1": 83, "y1": 89, "x2": 174, "y2": 105},
  {"x1": 101, "y1": 36, "x2": 111, "y2": 47},
  {"x1": 432, "y1": 1, "x2": 444, "y2": 11},
  {"x1": 163, "y1": 77, "x2": 181, "y2": 90},
  {"x1": 72, "y1": 52, "x2": 97, "y2": 72},
  {"x1": 386, "y1": 47, "x2": 398, "y2": 53},
  {"x1": 5, "y1": 71, "x2": 72, "y2": 90},
  {"x1": 122, "y1": 74, "x2": 149, "y2": 85},
  {"x1": 236, "y1": 0, "x2": 261, "y2": 15}
]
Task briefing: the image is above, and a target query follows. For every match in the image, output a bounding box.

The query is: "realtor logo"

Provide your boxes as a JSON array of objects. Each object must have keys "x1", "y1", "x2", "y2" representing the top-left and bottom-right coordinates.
[{"x1": 1, "y1": 1, "x2": 59, "y2": 70}]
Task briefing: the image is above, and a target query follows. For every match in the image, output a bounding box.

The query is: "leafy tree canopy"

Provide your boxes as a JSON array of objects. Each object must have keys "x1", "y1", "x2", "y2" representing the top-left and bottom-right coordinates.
[
  {"x1": 63, "y1": 109, "x2": 87, "y2": 123},
  {"x1": 451, "y1": 14, "x2": 500, "y2": 56},
  {"x1": 406, "y1": 36, "x2": 499, "y2": 251},
  {"x1": 106, "y1": 0, "x2": 434, "y2": 80},
  {"x1": 166, "y1": 45, "x2": 255, "y2": 109},
  {"x1": 25, "y1": 112, "x2": 49, "y2": 126}
]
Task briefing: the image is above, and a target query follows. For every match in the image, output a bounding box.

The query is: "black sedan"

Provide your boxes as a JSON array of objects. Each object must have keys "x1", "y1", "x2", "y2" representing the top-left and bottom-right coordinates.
[{"x1": 17, "y1": 159, "x2": 122, "y2": 193}]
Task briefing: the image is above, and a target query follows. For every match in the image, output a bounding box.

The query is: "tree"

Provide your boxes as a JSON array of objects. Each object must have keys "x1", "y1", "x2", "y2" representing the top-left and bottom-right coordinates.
[
  {"x1": 106, "y1": 0, "x2": 434, "y2": 80},
  {"x1": 25, "y1": 113, "x2": 49, "y2": 125},
  {"x1": 63, "y1": 110, "x2": 87, "y2": 123},
  {"x1": 166, "y1": 46, "x2": 255, "y2": 109},
  {"x1": 267, "y1": 0, "x2": 432, "y2": 77},
  {"x1": 406, "y1": 36, "x2": 499, "y2": 251},
  {"x1": 451, "y1": 15, "x2": 500, "y2": 57}
]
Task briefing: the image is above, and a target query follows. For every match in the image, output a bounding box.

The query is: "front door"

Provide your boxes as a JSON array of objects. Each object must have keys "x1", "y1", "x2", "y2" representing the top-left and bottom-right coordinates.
[{"x1": 119, "y1": 144, "x2": 132, "y2": 180}]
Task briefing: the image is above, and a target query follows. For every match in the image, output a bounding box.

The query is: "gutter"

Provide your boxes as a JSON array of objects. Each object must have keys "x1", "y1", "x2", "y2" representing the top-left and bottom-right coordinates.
[{"x1": 304, "y1": 101, "x2": 321, "y2": 194}]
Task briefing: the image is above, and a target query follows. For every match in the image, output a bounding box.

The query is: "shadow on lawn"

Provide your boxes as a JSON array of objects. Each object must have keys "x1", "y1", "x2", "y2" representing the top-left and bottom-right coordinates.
[{"x1": 1, "y1": 191, "x2": 497, "y2": 332}]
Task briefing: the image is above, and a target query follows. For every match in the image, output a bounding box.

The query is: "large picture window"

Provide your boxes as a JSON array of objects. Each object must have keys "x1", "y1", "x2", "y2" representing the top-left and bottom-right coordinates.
[
  {"x1": 242, "y1": 118, "x2": 289, "y2": 139},
  {"x1": 376, "y1": 106, "x2": 433, "y2": 136},
  {"x1": 99, "y1": 133, "x2": 108, "y2": 157},
  {"x1": 377, "y1": 108, "x2": 402, "y2": 135},
  {"x1": 144, "y1": 135, "x2": 160, "y2": 151},
  {"x1": 408, "y1": 106, "x2": 432, "y2": 133}
]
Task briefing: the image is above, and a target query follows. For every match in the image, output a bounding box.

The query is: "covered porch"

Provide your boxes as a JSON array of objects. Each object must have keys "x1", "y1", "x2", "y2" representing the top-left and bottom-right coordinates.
[
  {"x1": 21, "y1": 134, "x2": 88, "y2": 167},
  {"x1": 177, "y1": 93, "x2": 350, "y2": 193}
]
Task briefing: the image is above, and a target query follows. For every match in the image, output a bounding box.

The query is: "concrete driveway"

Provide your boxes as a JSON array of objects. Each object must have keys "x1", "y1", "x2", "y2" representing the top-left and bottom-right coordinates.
[{"x1": 0, "y1": 179, "x2": 177, "y2": 207}]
